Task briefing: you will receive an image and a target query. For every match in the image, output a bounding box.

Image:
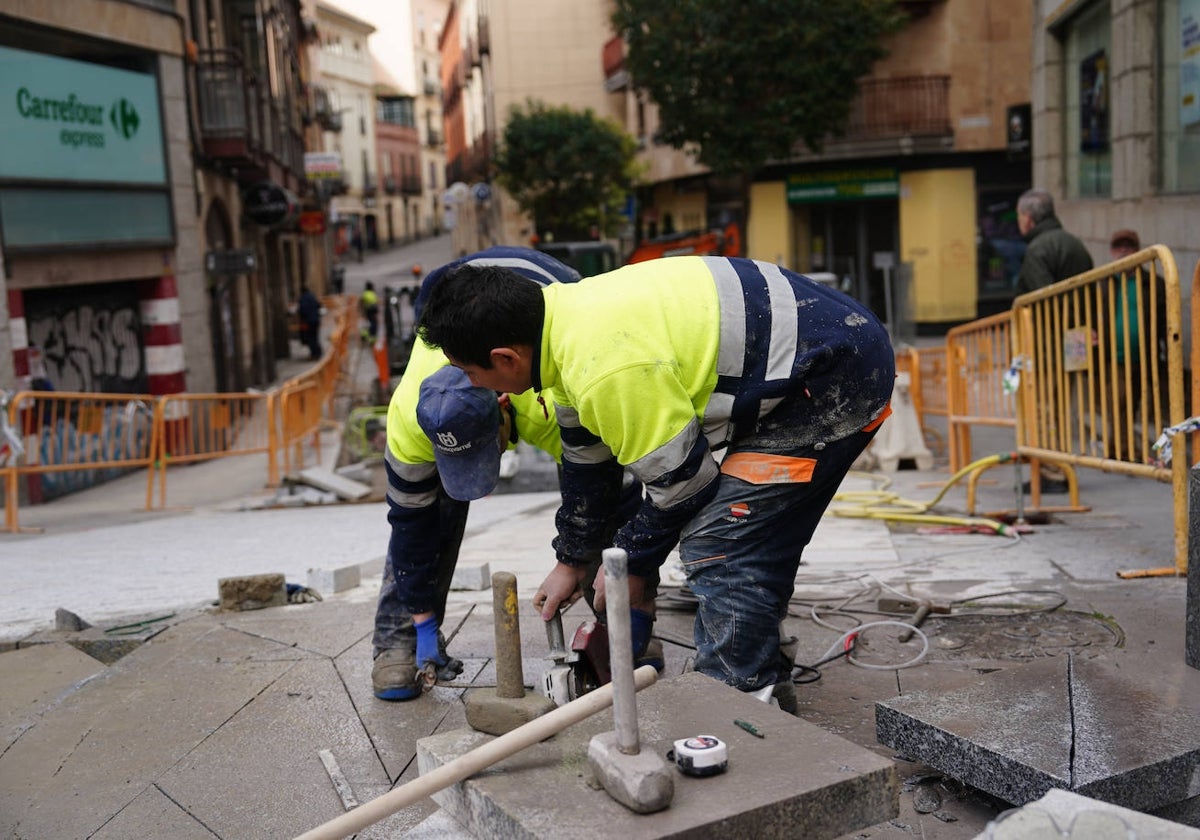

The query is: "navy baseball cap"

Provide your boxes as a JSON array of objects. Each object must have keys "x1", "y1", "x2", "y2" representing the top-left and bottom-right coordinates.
[{"x1": 416, "y1": 366, "x2": 502, "y2": 501}]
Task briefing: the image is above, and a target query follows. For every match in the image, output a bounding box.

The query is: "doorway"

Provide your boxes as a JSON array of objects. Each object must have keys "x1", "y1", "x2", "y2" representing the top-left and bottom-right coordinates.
[{"x1": 807, "y1": 201, "x2": 898, "y2": 324}]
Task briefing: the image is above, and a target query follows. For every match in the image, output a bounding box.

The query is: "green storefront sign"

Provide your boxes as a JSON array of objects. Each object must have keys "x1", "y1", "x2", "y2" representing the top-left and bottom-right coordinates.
[
  {"x1": 787, "y1": 169, "x2": 898, "y2": 203},
  {"x1": 0, "y1": 45, "x2": 165, "y2": 185}
]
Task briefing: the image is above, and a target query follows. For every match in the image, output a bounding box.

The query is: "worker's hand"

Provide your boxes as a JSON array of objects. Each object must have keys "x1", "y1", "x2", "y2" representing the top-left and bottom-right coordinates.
[
  {"x1": 592, "y1": 572, "x2": 654, "y2": 615},
  {"x1": 286, "y1": 583, "x2": 323, "y2": 604},
  {"x1": 534, "y1": 562, "x2": 588, "y2": 619}
]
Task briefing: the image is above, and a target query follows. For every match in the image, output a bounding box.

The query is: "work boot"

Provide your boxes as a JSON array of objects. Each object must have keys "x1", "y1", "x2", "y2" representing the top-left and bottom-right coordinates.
[{"x1": 372, "y1": 647, "x2": 421, "y2": 701}]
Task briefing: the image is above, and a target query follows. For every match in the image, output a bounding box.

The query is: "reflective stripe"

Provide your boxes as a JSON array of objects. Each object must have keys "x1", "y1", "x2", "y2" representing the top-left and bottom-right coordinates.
[
  {"x1": 644, "y1": 452, "x2": 720, "y2": 508},
  {"x1": 759, "y1": 261, "x2": 799, "y2": 382},
  {"x1": 706, "y1": 257, "x2": 746, "y2": 379},
  {"x1": 702, "y1": 391, "x2": 735, "y2": 444},
  {"x1": 463, "y1": 255, "x2": 561, "y2": 285},
  {"x1": 385, "y1": 448, "x2": 438, "y2": 507},
  {"x1": 555, "y1": 404, "x2": 612, "y2": 465},
  {"x1": 720, "y1": 452, "x2": 817, "y2": 484}
]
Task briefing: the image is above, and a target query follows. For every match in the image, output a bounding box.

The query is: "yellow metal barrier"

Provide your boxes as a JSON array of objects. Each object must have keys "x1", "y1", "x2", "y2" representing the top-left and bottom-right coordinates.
[
  {"x1": 945, "y1": 312, "x2": 1017, "y2": 472},
  {"x1": 3, "y1": 390, "x2": 159, "y2": 533},
  {"x1": 1011, "y1": 244, "x2": 1185, "y2": 574},
  {"x1": 150, "y1": 391, "x2": 276, "y2": 508}
]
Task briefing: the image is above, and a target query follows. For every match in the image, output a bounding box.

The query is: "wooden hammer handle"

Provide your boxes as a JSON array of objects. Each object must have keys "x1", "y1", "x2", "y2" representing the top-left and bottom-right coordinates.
[{"x1": 294, "y1": 665, "x2": 660, "y2": 840}]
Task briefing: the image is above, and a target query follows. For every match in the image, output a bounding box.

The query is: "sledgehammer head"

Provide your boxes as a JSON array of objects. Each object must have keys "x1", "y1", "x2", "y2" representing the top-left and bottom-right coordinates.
[{"x1": 587, "y1": 731, "x2": 674, "y2": 814}]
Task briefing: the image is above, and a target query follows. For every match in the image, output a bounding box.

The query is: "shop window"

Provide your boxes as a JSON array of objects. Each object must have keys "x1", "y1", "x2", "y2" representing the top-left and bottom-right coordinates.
[
  {"x1": 1160, "y1": 0, "x2": 1200, "y2": 192},
  {"x1": 1063, "y1": 1, "x2": 1112, "y2": 197}
]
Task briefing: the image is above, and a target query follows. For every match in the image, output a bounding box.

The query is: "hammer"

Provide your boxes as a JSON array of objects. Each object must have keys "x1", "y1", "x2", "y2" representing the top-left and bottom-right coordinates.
[{"x1": 586, "y1": 548, "x2": 674, "y2": 814}]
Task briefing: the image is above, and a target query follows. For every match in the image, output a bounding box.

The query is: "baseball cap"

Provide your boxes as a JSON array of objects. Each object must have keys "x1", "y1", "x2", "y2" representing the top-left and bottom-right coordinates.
[
  {"x1": 1110, "y1": 229, "x2": 1140, "y2": 249},
  {"x1": 416, "y1": 366, "x2": 502, "y2": 501}
]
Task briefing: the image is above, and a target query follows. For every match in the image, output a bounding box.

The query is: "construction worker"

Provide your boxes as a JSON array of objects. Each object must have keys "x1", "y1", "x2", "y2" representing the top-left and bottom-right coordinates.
[
  {"x1": 418, "y1": 256, "x2": 895, "y2": 709},
  {"x1": 360, "y1": 281, "x2": 380, "y2": 343},
  {"x1": 372, "y1": 247, "x2": 645, "y2": 701}
]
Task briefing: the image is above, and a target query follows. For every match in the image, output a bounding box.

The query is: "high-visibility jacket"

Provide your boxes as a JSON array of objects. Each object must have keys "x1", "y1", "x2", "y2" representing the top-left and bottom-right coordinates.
[
  {"x1": 385, "y1": 248, "x2": 577, "y2": 613},
  {"x1": 537, "y1": 255, "x2": 894, "y2": 579}
]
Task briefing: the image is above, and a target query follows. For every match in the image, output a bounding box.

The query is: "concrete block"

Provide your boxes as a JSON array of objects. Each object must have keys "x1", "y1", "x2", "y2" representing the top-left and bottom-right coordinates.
[
  {"x1": 297, "y1": 466, "x2": 372, "y2": 501},
  {"x1": 877, "y1": 656, "x2": 1200, "y2": 813},
  {"x1": 218, "y1": 574, "x2": 287, "y2": 611},
  {"x1": 975, "y1": 788, "x2": 1200, "y2": 839},
  {"x1": 418, "y1": 671, "x2": 897, "y2": 839},
  {"x1": 450, "y1": 562, "x2": 491, "y2": 592},
  {"x1": 307, "y1": 564, "x2": 361, "y2": 595}
]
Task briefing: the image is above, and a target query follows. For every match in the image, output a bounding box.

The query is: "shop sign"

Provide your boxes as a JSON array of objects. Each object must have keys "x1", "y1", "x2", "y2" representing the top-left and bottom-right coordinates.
[
  {"x1": 299, "y1": 210, "x2": 326, "y2": 234},
  {"x1": 304, "y1": 151, "x2": 342, "y2": 179},
  {"x1": 786, "y1": 169, "x2": 898, "y2": 203},
  {"x1": 0, "y1": 45, "x2": 166, "y2": 185},
  {"x1": 243, "y1": 182, "x2": 298, "y2": 227},
  {"x1": 205, "y1": 249, "x2": 257, "y2": 274}
]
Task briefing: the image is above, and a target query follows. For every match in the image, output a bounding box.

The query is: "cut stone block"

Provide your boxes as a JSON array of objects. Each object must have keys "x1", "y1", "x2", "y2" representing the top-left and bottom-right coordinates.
[
  {"x1": 218, "y1": 574, "x2": 287, "y2": 611},
  {"x1": 974, "y1": 788, "x2": 1200, "y2": 839},
  {"x1": 307, "y1": 564, "x2": 361, "y2": 594},
  {"x1": 877, "y1": 656, "x2": 1200, "y2": 813},
  {"x1": 450, "y1": 562, "x2": 491, "y2": 592},
  {"x1": 418, "y1": 671, "x2": 897, "y2": 839},
  {"x1": 297, "y1": 466, "x2": 371, "y2": 501}
]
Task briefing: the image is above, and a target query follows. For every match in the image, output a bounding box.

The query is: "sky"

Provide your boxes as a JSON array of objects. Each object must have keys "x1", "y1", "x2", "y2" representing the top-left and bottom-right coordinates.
[{"x1": 323, "y1": 0, "x2": 416, "y2": 92}]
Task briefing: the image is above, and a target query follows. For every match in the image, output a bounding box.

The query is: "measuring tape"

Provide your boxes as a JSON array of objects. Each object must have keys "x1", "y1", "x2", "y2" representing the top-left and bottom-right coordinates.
[{"x1": 667, "y1": 735, "x2": 728, "y2": 777}]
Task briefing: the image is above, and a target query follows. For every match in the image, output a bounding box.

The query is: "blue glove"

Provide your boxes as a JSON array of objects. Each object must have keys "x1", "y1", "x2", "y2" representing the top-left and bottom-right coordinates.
[
  {"x1": 415, "y1": 616, "x2": 444, "y2": 670},
  {"x1": 629, "y1": 608, "x2": 653, "y2": 658}
]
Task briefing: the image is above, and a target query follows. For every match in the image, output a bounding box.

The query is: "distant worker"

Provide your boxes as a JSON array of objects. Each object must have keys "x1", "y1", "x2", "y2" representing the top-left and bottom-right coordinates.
[
  {"x1": 296, "y1": 286, "x2": 322, "y2": 360},
  {"x1": 360, "y1": 281, "x2": 380, "y2": 344}
]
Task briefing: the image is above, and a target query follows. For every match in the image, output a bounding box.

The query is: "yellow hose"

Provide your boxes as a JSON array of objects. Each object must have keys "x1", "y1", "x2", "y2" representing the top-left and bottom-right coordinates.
[{"x1": 831, "y1": 453, "x2": 1017, "y2": 536}]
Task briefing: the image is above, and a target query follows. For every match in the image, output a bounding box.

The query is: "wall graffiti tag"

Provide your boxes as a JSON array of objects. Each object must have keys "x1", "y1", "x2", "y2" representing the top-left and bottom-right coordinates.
[{"x1": 26, "y1": 298, "x2": 145, "y2": 393}]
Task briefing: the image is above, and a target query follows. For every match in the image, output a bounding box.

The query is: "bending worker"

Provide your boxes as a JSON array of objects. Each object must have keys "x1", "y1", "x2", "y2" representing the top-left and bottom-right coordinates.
[
  {"x1": 418, "y1": 255, "x2": 895, "y2": 707},
  {"x1": 372, "y1": 247, "x2": 644, "y2": 701}
]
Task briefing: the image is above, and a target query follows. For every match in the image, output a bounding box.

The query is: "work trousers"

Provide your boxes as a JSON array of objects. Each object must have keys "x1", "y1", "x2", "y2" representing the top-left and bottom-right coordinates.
[{"x1": 680, "y1": 397, "x2": 884, "y2": 693}]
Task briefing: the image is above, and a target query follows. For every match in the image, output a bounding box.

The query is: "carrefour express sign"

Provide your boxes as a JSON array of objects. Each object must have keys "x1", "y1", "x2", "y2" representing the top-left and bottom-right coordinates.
[{"x1": 0, "y1": 45, "x2": 166, "y2": 185}]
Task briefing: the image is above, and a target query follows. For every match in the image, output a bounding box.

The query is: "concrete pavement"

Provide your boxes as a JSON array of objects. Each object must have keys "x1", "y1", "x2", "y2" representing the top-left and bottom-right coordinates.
[{"x1": 2, "y1": 236, "x2": 1198, "y2": 838}]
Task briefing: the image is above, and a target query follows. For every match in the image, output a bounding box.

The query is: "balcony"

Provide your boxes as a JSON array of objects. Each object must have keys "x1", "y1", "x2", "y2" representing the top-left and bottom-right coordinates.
[
  {"x1": 401, "y1": 173, "x2": 422, "y2": 196},
  {"x1": 383, "y1": 175, "x2": 397, "y2": 195},
  {"x1": 790, "y1": 75, "x2": 953, "y2": 160},
  {"x1": 194, "y1": 49, "x2": 306, "y2": 185},
  {"x1": 426, "y1": 129, "x2": 442, "y2": 147},
  {"x1": 477, "y1": 15, "x2": 490, "y2": 54},
  {"x1": 602, "y1": 35, "x2": 627, "y2": 91},
  {"x1": 423, "y1": 76, "x2": 440, "y2": 96},
  {"x1": 311, "y1": 85, "x2": 343, "y2": 132}
]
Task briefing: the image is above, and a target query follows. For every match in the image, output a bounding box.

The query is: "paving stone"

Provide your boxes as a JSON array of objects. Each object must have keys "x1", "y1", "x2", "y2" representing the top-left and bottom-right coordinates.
[
  {"x1": 419, "y1": 671, "x2": 898, "y2": 839},
  {"x1": 217, "y1": 573, "x2": 287, "y2": 611},
  {"x1": 974, "y1": 788, "x2": 1200, "y2": 839},
  {"x1": 308, "y1": 563, "x2": 362, "y2": 594},
  {"x1": 876, "y1": 655, "x2": 1200, "y2": 813},
  {"x1": 298, "y1": 465, "x2": 372, "y2": 500},
  {"x1": 451, "y1": 561, "x2": 491, "y2": 591}
]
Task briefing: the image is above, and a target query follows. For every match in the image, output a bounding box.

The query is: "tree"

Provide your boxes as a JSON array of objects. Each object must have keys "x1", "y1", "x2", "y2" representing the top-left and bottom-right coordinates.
[
  {"x1": 493, "y1": 100, "x2": 641, "y2": 241},
  {"x1": 611, "y1": 0, "x2": 906, "y2": 177}
]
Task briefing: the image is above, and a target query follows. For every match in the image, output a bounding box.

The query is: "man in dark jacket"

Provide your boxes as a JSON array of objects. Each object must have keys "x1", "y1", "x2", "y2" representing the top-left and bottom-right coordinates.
[
  {"x1": 1015, "y1": 189, "x2": 1095, "y2": 493},
  {"x1": 1015, "y1": 189, "x2": 1094, "y2": 294}
]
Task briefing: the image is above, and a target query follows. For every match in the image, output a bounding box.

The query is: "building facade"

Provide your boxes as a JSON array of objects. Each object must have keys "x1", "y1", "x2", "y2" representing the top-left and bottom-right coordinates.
[
  {"x1": 315, "y1": 2, "x2": 377, "y2": 257},
  {"x1": 373, "y1": 62, "x2": 422, "y2": 248},
  {"x1": 412, "y1": 0, "x2": 450, "y2": 240},
  {"x1": 0, "y1": 0, "x2": 313, "y2": 398}
]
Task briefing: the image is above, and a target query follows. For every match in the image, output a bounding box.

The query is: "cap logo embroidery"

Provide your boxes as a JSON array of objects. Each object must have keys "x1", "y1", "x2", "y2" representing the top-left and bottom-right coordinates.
[{"x1": 437, "y1": 431, "x2": 458, "y2": 447}]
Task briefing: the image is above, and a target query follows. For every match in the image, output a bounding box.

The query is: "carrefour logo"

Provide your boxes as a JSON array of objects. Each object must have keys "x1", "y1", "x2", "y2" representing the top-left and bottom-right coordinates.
[{"x1": 15, "y1": 86, "x2": 141, "y2": 148}]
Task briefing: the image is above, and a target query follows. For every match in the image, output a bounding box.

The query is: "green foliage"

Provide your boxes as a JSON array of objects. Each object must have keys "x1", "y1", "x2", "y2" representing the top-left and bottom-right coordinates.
[
  {"x1": 493, "y1": 100, "x2": 642, "y2": 240},
  {"x1": 611, "y1": 0, "x2": 906, "y2": 176}
]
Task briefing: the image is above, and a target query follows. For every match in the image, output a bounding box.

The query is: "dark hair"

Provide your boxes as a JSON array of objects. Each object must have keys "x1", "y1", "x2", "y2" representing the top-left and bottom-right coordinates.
[{"x1": 418, "y1": 264, "x2": 545, "y2": 368}]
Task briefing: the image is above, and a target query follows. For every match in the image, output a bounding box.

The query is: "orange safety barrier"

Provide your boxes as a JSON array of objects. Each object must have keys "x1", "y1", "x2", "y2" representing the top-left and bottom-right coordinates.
[
  {"x1": 1011, "y1": 244, "x2": 1184, "y2": 575},
  {"x1": 149, "y1": 391, "x2": 276, "y2": 508},
  {"x1": 2, "y1": 390, "x2": 159, "y2": 533},
  {"x1": 278, "y1": 380, "x2": 323, "y2": 478},
  {"x1": 944, "y1": 312, "x2": 1016, "y2": 472}
]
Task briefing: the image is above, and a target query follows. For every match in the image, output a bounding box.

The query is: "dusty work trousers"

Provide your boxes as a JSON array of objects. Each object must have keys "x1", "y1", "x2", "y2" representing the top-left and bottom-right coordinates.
[
  {"x1": 372, "y1": 490, "x2": 469, "y2": 654},
  {"x1": 679, "y1": 404, "x2": 885, "y2": 693}
]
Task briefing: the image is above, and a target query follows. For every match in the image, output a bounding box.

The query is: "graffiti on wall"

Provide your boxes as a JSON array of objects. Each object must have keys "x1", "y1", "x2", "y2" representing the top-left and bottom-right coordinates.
[{"x1": 26, "y1": 300, "x2": 146, "y2": 393}]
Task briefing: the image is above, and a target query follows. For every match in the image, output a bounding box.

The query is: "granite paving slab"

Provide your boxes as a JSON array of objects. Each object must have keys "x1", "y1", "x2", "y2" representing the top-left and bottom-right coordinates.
[
  {"x1": 0, "y1": 642, "x2": 105, "y2": 752},
  {"x1": 876, "y1": 655, "x2": 1200, "y2": 812},
  {"x1": 419, "y1": 671, "x2": 898, "y2": 839}
]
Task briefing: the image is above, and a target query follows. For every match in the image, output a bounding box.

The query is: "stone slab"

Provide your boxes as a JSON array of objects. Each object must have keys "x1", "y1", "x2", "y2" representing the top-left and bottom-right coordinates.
[
  {"x1": 418, "y1": 671, "x2": 898, "y2": 839},
  {"x1": 450, "y1": 561, "x2": 491, "y2": 592},
  {"x1": 217, "y1": 573, "x2": 286, "y2": 611},
  {"x1": 298, "y1": 466, "x2": 373, "y2": 500},
  {"x1": 308, "y1": 563, "x2": 362, "y2": 594},
  {"x1": 876, "y1": 655, "x2": 1200, "y2": 813},
  {"x1": 974, "y1": 788, "x2": 1200, "y2": 839}
]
